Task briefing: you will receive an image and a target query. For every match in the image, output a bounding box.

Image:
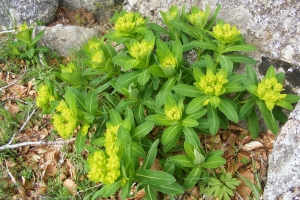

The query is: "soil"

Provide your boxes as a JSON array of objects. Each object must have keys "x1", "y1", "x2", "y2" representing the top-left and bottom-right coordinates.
[{"x1": 48, "y1": 7, "x2": 97, "y2": 27}]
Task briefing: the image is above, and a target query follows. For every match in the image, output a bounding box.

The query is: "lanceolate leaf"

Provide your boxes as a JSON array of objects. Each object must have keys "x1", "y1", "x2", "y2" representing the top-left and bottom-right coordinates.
[
  {"x1": 183, "y1": 167, "x2": 202, "y2": 189},
  {"x1": 183, "y1": 127, "x2": 200, "y2": 146},
  {"x1": 222, "y1": 44, "x2": 258, "y2": 53},
  {"x1": 239, "y1": 99, "x2": 256, "y2": 119},
  {"x1": 227, "y1": 54, "x2": 257, "y2": 65},
  {"x1": 182, "y1": 40, "x2": 218, "y2": 52},
  {"x1": 135, "y1": 169, "x2": 176, "y2": 186},
  {"x1": 218, "y1": 55, "x2": 233, "y2": 74},
  {"x1": 141, "y1": 139, "x2": 159, "y2": 169},
  {"x1": 246, "y1": 110, "x2": 259, "y2": 139},
  {"x1": 246, "y1": 65, "x2": 258, "y2": 85},
  {"x1": 156, "y1": 77, "x2": 176, "y2": 107},
  {"x1": 207, "y1": 104, "x2": 220, "y2": 135},
  {"x1": 218, "y1": 98, "x2": 239, "y2": 123},
  {"x1": 85, "y1": 90, "x2": 98, "y2": 115},
  {"x1": 201, "y1": 156, "x2": 226, "y2": 169},
  {"x1": 145, "y1": 185, "x2": 157, "y2": 200},
  {"x1": 169, "y1": 155, "x2": 195, "y2": 168},
  {"x1": 110, "y1": 109, "x2": 123, "y2": 125},
  {"x1": 102, "y1": 180, "x2": 123, "y2": 198},
  {"x1": 152, "y1": 183, "x2": 184, "y2": 195},
  {"x1": 131, "y1": 122, "x2": 154, "y2": 140},
  {"x1": 161, "y1": 124, "x2": 182, "y2": 145},
  {"x1": 75, "y1": 129, "x2": 86, "y2": 153},
  {"x1": 173, "y1": 84, "x2": 204, "y2": 97},
  {"x1": 258, "y1": 101, "x2": 278, "y2": 134}
]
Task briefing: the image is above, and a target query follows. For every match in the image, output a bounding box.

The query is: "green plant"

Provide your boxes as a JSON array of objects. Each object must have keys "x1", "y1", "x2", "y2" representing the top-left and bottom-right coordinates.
[
  {"x1": 203, "y1": 170, "x2": 241, "y2": 200},
  {"x1": 5, "y1": 22, "x2": 49, "y2": 66},
  {"x1": 35, "y1": 5, "x2": 300, "y2": 199}
]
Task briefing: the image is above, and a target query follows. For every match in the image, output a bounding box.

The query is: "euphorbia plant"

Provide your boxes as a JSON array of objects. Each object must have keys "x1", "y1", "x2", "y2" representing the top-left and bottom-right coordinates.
[{"x1": 35, "y1": 4, "x2": 300, "y2": 199}]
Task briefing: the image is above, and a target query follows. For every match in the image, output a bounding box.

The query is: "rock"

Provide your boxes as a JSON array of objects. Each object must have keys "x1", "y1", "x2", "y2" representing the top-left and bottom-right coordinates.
[
  {"x1": 37, "y1": 24, "x2": 102, "y2": 57},
  {"x1": 263, "y1": 101, "x2": 300, "y2": 199},
  {"x1": 58, "y1": 0, "x2": 115, "y2": 22},
  {"x1": 0, "y1": 0, "x2": 59, "y2": 28},
  {"x1": 125, "y1": 0, "x2": 300, "y2": 68}
]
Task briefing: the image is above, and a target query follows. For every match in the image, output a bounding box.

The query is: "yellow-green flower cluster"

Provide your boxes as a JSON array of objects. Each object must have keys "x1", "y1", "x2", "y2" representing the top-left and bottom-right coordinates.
[
  {"x1": 52, "y1": 101, "x2": 78, "y2": 139},
  {"x1": 36, "y1": 85, "x2": 55, "y2": 107},
  {"x1": 164, "y1": 6, "x2": 179, "y2": 22},
  {"x1": 257, "y1": 77, "x2": 286, "y2": 110},
  {"x1": 90, "y1": 50, "x2": 105, "y2": 68},
  {"x1": 87, "y1": 123, "x2": 121, "y2": 185},
  {"x1": 114, "y1": 12, "x2": 145, "y2": 33},
  {"x1": 196, "y1": 69, "x2": 228, "y2": 96},
  {"x1": 212, "y1": 23, "x2": 241, "y2": 43},
  {"x1": 129, "y1": 40, "x2": 153, "y2": 60},
  {"x1": 160, "y1": 52, "x2": 177, "y2": 69},
  {"x1": 165, "y1": 105, "x2": 182, "y2": 121},
  {"x1": 81, "y1": 123, "x2": 90, "y2": 136},
  {"x1": 187, "y1": 10, "x2": 205, "y2": 27}
]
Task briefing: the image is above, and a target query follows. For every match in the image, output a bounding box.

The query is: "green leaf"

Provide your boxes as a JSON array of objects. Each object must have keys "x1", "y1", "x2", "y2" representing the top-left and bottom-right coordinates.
[
  {"x1": 239, "y1": 99, "x2": 256, "y2": 119},
  {"x1": 26, "y1": 48, "x2": 34, "y2": 59},
  {"x1": 95, "y1": 81, "x2": 111, "y2": 94},
  {"x1": 132, "y1": 142, "x2": 146, "y2": 157},
  {"x1": 227, "y1": 54, "x2": 257, "y2": 65},
  {"x1": 146, "y1": 114, "x2": 173, "y2": 126},
  {"x1": 163, "y1": 162, "x2": 175, "y2": 174},
  {"x1": 246, "y1": 110, "x2": 259, "y2": 139},
  {"x1": 110, "y1": 109, "x2": 123, "y2": 125},
  {"x1": 222, "y1": 44, "x2": 258, "y2": 53},
  {"x1": 218, "y1": 55, "x2": 233, "y2": 74},
  {"x1": 184, "y1": 142, "x2": 195, "y2": 160},
  {"x1": 145, "y1": 185, "x2": 157, "y2": 200},
  {"x1": 206, "y1": 55, "x2": 215, "y2": 74},
  {"x1": 161, "y1": 124, "x2": 182, "y2": 145},
  {"x1": 173, "y1": 84, "x2": 204, "y2": 97},
  {"x1": 169, "y1": 155, "x2": 195, "y2": 168},
  {"x1": 246, "y1": 65, "x2": 258, "y2": 85},
  {"x1": 183, "y1": 40, "x2": 218, "y2": 52},
  {"x1": 117, "y1": 126, "x2": 132, "y2": 145},
  {"x1": 207, "y1": 104, "x2": 220, "y2": 135},
  {"x1": 181, "y1": 117, "x2": 199, "y2": 127},
  {"x1": 69, "y1": 87, "x2": 86, "y2": 111},
  {"x1": 258, "y1": 101, "x2": 278, "y2": 134},
  {"x1": 149, "y1": 64, "x2": 169, "y2": 78},
  {"x1": 156, "y1": 77, "x2": 176, "y2": 107},
  {"x1": 64, "y1": 87, "x2": 77, "y2": 114},
  {"x1": 183, "y1": 127, "x2": 200, "y2": 146},
  {"x1": 187, "y1": 108, "x2": 207, "y2": 120},
  {"x1": 218, "y1": 98, "x2": 239, "y2": 123},
  {"x1": 116, "y1": 71, "x2": 140, "y2": 92},
  {"x1": 210, "y1": 95, "x2": 220, "y2": 108},
  {"x1": 163, "y1": 129, "x2": 182, "y2": 152},
  {"x1": 223, "y1": 82, "x2": 245, "y2": 94},
  {"x1": 75, "y1": 129, "x2": 86, "y2": 153},
  {"x1": 201, "y1": 156, "x2": 226, "y2": 169},
  {"x1": 227, "y1": 74, "x2": 246, "y2": 84},
  {"x1": 124, "y1": 59, "x2": 140, "y2": 71},
  {"x1": 91, "y1": 186, "x2": 105, "y2": 200},
  {"x1": 141, "y1": 139, "x2": 159, "y2": 169},
  {"x1": 85, "y1": 90, "x2": 98, "y2": 115},
  {"x1": 273, "y1": 108, "x2": 288, "y2": 123},
  {"x1": 131, "y1": 122, "x2": 154, "y2": 140},
  {"x1": 265, "y1": 65, "x2": 276, "y2": 79},
  {"x1": 152, "y1": 183, "x2": 184, "y2": 195},
  {"x1": 138, "y1": 69, "x2": 151, "y2": 85},
  {"x1": 116, "y1": 99, "x2": 137, "y2": 113},
  {"x1": 275, "y1": 99, "x2": 294, "y2": 110},
  {"x1": 172, "y1": 40, "x2": 183, "y2": 66},
  {"x1": 112, "y1": 55, "x2": 133, "y2": 66},
  {"x1": 135, "y1": 169, "x2": 176, "y2": 186},
  {"x1": 183, "y1": 167, "x2": 202, "y2": 189},
  {"x1": 92, "y1": 137, "x2": 105, "y2": 146},
  {"x1": 284, "y1": 94, "x2": 300, "y2": 103},
  {"x1": 133, "y1": 103, "x2": 146, "y2": 124},
  {"x1": 170, "y1": 19, "x2": 202, "y2": 39},
  {"x1": 102, "y1": 180, "x2": 122, "y2": 198},
  {"x1": 276, "y1": 72, "x2": 285, "y2": 83},
  {"x1": 121, "y1": 180, "x2": 132, "y2": 200}
]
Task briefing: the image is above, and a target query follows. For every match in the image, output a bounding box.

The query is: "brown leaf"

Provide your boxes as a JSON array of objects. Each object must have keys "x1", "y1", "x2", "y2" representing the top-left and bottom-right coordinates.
[
  {"x1": 63, "y1": 179, "x2": 77, "y2": 195},
  {"x1": 236, "y1": 169, "x2": 255, "y2": 199},
  {"x1": 241, "y1": 141, "x2": 264, "y2": 151},
  {"x1": 46, "y1": 164, "x2": 57, "y2": 177}
]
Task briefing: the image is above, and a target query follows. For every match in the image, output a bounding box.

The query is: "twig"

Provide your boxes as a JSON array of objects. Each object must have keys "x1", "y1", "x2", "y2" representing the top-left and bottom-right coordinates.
[
  {"x1": 5, "y1": 160, "x2": 17, "y2": 185},
  {"x1": 0, "y1": 30, "x2": 16, "y2": 34},
  {"x1": 7, "y1": 103, "x2": 37, "y2": 145},
  {"x1": 0, "y1": 65, "x2": 26, "y2": 92},
  {"x1": 0, "y1": 138, "x2": 75, "y2": 151},
  {"x1": 76, "y1": 183, "x2": 103, "y2": 196}
]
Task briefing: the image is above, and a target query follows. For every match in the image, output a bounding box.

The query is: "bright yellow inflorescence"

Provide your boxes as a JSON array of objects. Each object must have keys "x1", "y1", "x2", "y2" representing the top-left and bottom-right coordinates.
[
  {"x1": 212, "y1": 23, "x2": 241, "y2": 43},
  {"x1": 52, "y1": 101, "x2": 78, "y2": 139},
  {"x1": 196, "y1": 69, "x2": 228, "y2": 97},
  {"x1": 114, "y1": 12, "x2": 145, "y2": 33},
  {"x1": 91, "y1": 50, "x2": 105, "y2": 68},
  {"x1": 165, "y1": 105, "x2": 182, "y2": 121},
  {"x1": 87, "y1": 123, "x2": 121, "y2": 185},
  {"x1": 257, "y1": 77, "x2": 286, "y2": 110},
  {"x1": 187, "y1": 11, "x2": 205, "y2": 27},
  {"x1": 160, "y1": 52, "x2": 177, "y2": 69},
  {"x1": 36, "y1": 85, "x2": 55, "y2": 108},
  {"x1": 129, "y1": 40, "x2": 153, "y2": 60}
]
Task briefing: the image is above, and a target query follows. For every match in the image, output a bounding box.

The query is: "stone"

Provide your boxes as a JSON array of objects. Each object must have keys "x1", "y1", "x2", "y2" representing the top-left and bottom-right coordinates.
[
  {"x1": 37, "y1": 24, "x2": 102, "y2": 57},
  {"x1": 0, "y1": 0, "x2": 59, "y2": 28},
  {"x1": 263, "y1": 101, "x2": 300, "y2": 199},
  {"x1": 58, "y1": 0, "x2": 115, "y2": 23}
]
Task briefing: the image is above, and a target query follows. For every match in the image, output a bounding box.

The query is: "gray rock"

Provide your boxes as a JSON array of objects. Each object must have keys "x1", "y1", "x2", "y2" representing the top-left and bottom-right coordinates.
[
  {"x1": 38, "y1": 24, "x2": 102, "y2": 57},
  {"x1": 0, "y1": 0, "x2": 59, "y2": 28},
  {"x1": 59, "y1": 0, "x2": 115, "y2": 22},
  {"x1": 263, "y1": 101, "x2": 300, "y2": 200}
]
